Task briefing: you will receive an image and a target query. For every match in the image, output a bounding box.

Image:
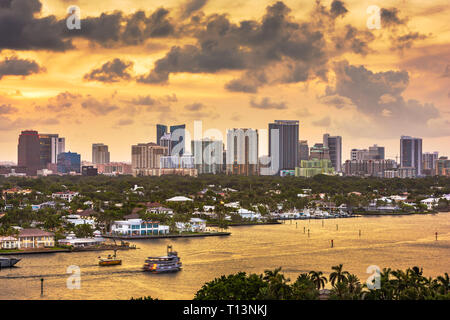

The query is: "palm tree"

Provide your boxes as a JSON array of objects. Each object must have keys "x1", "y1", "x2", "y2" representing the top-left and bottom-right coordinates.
[
  {"x1": 437, "y1": 273, "x2": 449, "y2": 295},
  {"x1": 309, "y1": 271, "x2": 328, "y2": 290},
  {"x1": 329, "y1": 264, "x2": 350, "y2": 286}
]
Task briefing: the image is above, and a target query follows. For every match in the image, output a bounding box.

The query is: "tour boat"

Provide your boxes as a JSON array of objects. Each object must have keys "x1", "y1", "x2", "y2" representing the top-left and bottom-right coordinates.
[
  {"x1": 98, "y1": 250, "x2": 122, "y2": 266},
  {"x1": 0, "y1": 256, "x2": 21, "y2": 268},
  {"x1": 143, "y1": 245, "x2": 182, "y2": 273}
]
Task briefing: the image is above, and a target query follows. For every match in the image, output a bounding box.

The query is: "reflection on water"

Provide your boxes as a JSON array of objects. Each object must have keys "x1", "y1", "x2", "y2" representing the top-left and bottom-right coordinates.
[{"x1": 1, "y1": 213, "x2": 449, "y2": 300}]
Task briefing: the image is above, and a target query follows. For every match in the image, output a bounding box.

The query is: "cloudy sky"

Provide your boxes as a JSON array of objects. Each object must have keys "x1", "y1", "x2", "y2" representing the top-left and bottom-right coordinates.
[{"x1": 0, "y1": 0, "x2": 449, "y2": 162}]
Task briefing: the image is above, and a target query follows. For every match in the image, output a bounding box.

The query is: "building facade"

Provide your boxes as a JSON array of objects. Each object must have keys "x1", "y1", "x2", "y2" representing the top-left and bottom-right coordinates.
[
  {"x1": 400, "y1": 136, "x2": 423, "y2": 176},
  {"x1": 57, "y1": 152, "x2": 81, "y2": 173},
  {"x1": 269, "y1": 120, "x2": 299, "y2": 174},
  {"x1": 298, "y1": 140, "x2": 309, "y2": 164},
  {"x1": 226, "y1": 128, "x2": 259, "y2": 176},
  {"x1": 92, "y1": 143, "x2": 110, "y2": 164},
  {"x1": 18, "y1": 130, "x2": 41, "y2": 176},
  {"x1": 323, "y1": 133, "x2": 342, "y2": 172}
]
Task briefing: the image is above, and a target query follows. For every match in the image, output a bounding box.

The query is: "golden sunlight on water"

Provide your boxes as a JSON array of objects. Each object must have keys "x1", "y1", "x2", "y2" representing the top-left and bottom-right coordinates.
[{"x1": 1, "y1": 213, "x2": 449, "y2": 300}]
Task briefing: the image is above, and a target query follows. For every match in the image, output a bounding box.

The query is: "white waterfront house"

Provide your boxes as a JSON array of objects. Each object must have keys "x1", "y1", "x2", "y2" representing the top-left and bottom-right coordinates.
[
  {"x1": 238, "y1": 208, "x2": 262, "y2": 221},
  {"x1": 64, "y1": 214, "x2": 96, "y2": 226},
  {"x1": 175, "y1": 218, "x2": 207, "y2": 232},
  {"x1": 52, "y1": 191, "x2": 79, "y2": 202},
  {"x1": 110, "y1": 219, "x2": 169, "y2": 236}
]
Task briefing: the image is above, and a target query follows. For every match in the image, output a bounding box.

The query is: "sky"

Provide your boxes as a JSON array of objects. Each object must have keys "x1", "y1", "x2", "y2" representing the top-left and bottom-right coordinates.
[{"x1": 0, "y1": 0, "x2": 449, "y2": 163}]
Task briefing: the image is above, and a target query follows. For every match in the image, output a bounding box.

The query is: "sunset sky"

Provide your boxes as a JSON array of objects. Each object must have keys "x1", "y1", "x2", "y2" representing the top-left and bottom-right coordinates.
[{"x1": 0, "y1": 0, "x2": 449, "y2": 162}]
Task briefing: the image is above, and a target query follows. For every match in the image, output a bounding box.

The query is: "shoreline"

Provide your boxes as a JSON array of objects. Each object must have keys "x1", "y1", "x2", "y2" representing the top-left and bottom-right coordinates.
[
  {"x1": 0, "y1": 246, "x2": 137, "y2": 255},
  {"x1": 102, "y1": 232, "x2": 231, "y2": 240}
]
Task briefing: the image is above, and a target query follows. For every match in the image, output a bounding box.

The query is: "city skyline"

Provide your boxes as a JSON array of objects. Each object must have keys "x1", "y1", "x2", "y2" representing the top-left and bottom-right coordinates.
[{"x1": 0, "y1": 0, "x2": 449, "y2": 162}]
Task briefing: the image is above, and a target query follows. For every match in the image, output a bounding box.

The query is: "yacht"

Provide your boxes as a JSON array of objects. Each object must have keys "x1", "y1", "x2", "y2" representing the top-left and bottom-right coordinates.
[{"x1": 0, "y1": 256, "x2": 21, "y2": 268}]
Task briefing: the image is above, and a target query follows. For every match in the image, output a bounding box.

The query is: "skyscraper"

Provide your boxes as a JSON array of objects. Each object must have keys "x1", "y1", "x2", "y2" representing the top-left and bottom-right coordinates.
[
  {"x1": 156, "y1": 124, "x2": 167, "y2": 146},
  {"x1": 192, "y1": 138, "x2": 224, "y2": 174},
  {"x1": 39, "y1": 134, "x2": 59, "y2": 168},
  {"x1": 132, "y1": 142, "x2": 168, "y2": 175},
  {"x1": 18, "y1": 130, "x2": 41, "y2": 176},
  {"x1": 400, "y1": 136, "x2": 423, "y2": 176},
  {"x1": 170, "y1": 124, "x2": 186, "y2": 156},
  {"x1": 323, "y1": 133, "x2": 342, "y2": 172},
  {"x1": 92, "y1": 143, "x2": 110, "y2": 164},
  {"x1": 269, "y1": 120, "x2": 299, "y2": 174},
  {"x1": 226, "y1": 128, "x2": 259, "y2": 176}
]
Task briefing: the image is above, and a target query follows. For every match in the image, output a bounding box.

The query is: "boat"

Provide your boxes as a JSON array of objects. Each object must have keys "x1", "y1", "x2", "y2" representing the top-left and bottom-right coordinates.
[
  {"x1": 143, "y1": 245, "x2": 182, "y2": 273},
  {"x1": 0, "y1": 256, "x2": 21, "y2": 268},
  {"x1": 98, "y1": 249, "x2": 122, "y2": 266}
]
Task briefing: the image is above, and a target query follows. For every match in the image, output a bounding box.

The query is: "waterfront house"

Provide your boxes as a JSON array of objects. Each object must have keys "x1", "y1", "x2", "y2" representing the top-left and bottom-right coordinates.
[
  {"x1": 238, "y1": 208, "x2": 262, "y2": 221},
  {"x1": 52, "y1": 191, "x2": 79, "y2": 202},
  {"x1": 175, "y1": 218, "x2": 207, "y2": 233},
  {"x1": 18, "y1": 228, "x2": 55, "y2": 249},
  {"x1": 0, "y1": 236, "x2": 19, "y2": 249},
  {"x1": 420, "y1": 198, "x2": 439, "y2": 210},
  {"x1": 110, "y1": 219, "x2": 169, "y2": 236}
]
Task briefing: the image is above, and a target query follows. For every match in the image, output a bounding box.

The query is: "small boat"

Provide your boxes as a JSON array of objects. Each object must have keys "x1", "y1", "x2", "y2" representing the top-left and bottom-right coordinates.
[
  {"x1": 0, "y1": 256, "x2": 21, "y2": 268},
  {"x1": 143, "y1": 245, "x2": 182, "y2": 273},
  {"x1": 98, "y1": 249, "x2": 122, "y2": 266}
]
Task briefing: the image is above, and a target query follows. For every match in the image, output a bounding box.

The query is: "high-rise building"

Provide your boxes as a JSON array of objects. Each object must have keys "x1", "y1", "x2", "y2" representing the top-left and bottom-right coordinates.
[
  {"x1": 191, "y1": 138, "x2": 224, "y2": 174},
  {"x1": 92, "y1": 143, "x2": 110, "y2": 164},
  {"x1": 323, "y1": 133, "x2": 342, "y2": 172},
  {"x1": 170, "y1": 124, "x2": 186, "y2": 156},
  {"x1": 39, "y1": 134, "x2": 64, "y2": 168},
  {"x1": 298, "y1": 140, "x2": 309, "y2": 164},
  {"x1": 156, "y1": 124, "x2": 168, "y2": 146},
  {"x1": 343, "y1": 159, "x2": 397, "y2": 177},
  {"x1": 57, "y1": 152, "x2": 81, "y2": 174},
  {"x1": 18, "y1": 130, "x2": 41, "y2": 176},
  {"x1": 422, "y1": 152, "x2": 439, "y2": 176},
  {"x1": 400, "y1": 136, "x2": 423, "y2": 176},
  {"x1": 269, "y1": 120, "x2": 299, "y2": 174},
  {"x1": 132, "y1": 142, "x2": 168, "y2": 175},
  {"x1": 226, "y1": 128, "x2": 259, "y2": 176}
]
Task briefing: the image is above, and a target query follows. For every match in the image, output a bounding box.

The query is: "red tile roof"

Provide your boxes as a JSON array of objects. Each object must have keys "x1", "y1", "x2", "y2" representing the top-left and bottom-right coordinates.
[{"x1": 19, "y1": 228, "x2": 54, "y2": 237}]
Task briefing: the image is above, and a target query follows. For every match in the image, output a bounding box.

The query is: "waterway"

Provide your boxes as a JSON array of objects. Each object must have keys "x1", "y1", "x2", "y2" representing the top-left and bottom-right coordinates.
[{"x1": 1, "y1": 213, "x2": 449, "y2": 300}]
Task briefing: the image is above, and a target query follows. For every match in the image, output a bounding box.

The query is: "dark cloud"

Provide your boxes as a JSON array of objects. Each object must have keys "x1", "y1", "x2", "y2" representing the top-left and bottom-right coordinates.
[
  {"x1": 381, "y1": 8, "x2": 407, "y2": 27},
  {"x1": 333, "y1": 25, "x2": 375, "y2": 55},
  {"x1": 327, "y1": 61, "x2": 447, "y2": 137},
  {"x1": 84, "y1": 58, "x2": 134, "y2": 83},
  {"x1": 67, "y1": 8, "x2": 176, "y2": 47},
  {"x1": 139, "y1": 1, "x2": 335, "y2": 91},
  {"x1": 185, "y1": 102, "x2": 205, "y2": 111},
  {"x1": 0, "y1": 104, "x2": 17, "y2": 114},
  {"x1": 391, "y1": 32, "x2": 428, "y2": 51},
  {"x1": 250, "y1": 97, "x2": 287, "y2": 110},
  {"x1": 180, "y1": 0, "x2": 208, "y2": 19},
  {"x1": 0, "y1": 0, "x2": 73, "y2": 51},
  {"x1": 81, "y1": 96, "x2": 119, "y2": 115},
  {"x1": 330, "y1": 0, "x2": 348, "y2": 18},
  {"x1": 131, "y1": 95, "x2": 157, "y2": 106},
  {"x1": 0, "y1": 56, "x2": 43, "y2": 79}
]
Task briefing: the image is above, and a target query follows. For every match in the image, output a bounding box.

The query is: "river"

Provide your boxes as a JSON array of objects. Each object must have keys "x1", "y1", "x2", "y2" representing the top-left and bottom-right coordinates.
[{"x1": 1, "y1": 213, "x2": 449, "y2": 300}]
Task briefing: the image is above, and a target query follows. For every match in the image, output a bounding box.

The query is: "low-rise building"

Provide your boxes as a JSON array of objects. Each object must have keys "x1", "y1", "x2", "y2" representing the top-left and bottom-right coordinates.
[
  {"x1": 175, "y1": 218, "x2": 207, "y2": 232},
  {"x1": 110, "y1": 219, "x2": 169, "y2": 236},
  {"x1": 0, "y1": 236, "x2": 19, "y2": 249},
  {"x1": 18, "y1": 228, "x2": 55, "y2": 248},
  {"x1": 52, "y1": 191, "x2": 79, "y2": 202}
]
